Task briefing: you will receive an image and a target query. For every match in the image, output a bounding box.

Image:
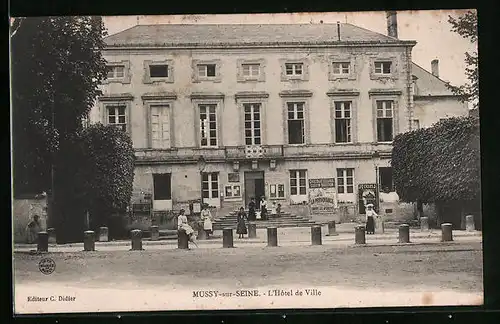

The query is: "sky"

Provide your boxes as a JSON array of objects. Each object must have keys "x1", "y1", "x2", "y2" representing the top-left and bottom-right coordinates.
[{"x1": 103, "y1": 9, "x2": 476, "y2": 89}]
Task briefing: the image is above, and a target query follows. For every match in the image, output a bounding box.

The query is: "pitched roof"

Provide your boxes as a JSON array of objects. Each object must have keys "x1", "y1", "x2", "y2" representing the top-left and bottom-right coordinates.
[
  {"x1": 412, "y1": 62, "x2": 455, "y2": 96},
  {"x1": 104, "y1": 23, "x2": 415, "y2": 47}
]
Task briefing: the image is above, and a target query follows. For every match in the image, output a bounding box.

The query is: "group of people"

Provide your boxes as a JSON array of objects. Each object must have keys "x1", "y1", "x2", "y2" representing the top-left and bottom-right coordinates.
[
  {"x1": 236, "y1": 197, "x2": 281, "y2": 239},
  {"x1": 176, "y1": 204, "x2": 214, "y2": 247}
]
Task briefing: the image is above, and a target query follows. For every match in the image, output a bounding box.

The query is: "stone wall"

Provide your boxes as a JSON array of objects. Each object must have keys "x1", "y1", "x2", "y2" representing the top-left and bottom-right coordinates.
[{"x1": 13, "y1": 195, "x2": 48, "y2": 243}]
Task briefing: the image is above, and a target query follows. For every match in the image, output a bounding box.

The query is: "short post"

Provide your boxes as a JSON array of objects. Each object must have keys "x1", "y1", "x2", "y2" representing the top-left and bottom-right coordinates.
[
  {"x1": 327, "y1": 221, "x2": 338, "y2": 236},
  {"x1": 99, "y1": 227, "x2": 109, "y2": 242},
  {"x1": 267, "y1": 227, "x2": 278, "y2": 247},
  {"x1": 355, "y1": 225, "x2": 366, "y2": 245},
  {"x1": 222, "y1": 228, "x2": 234, "y2": 248},
  {"x1": 197, "y1": 227, "x2": 207, "y2": 240},
  {"x1": 311, "y1": 226, "x2": 322, "y2": 245},
  {"x1": 398, "y1": 224, "x2": 410, "y2": 243},
  {"x1": 375, "y1": 216, "x2": 385, "y2": 234},
  {"x1": 420, "y1": 217, "x2": 429, "y2": 231},
  {"x1": 37, "y1": 232, "x2": 49, "y2": 252},
  {"x1": 248, "y1": 223, "x2": 257, "y2": 239},
  {"x1": 150, "y1": 225, "x2": 159, "y2": 241},
  {"x1": 83, "y1": 230, "x2": 95, "y2": 251},
  {"x1": 130, "y1": 229, "x2": 143, "y2": 250},
  {"x1": 177, "y1": 230, "x2": 189, "y2": 249},
  {"x1": 441, "y1": 223, "x2": 453, "y2": 242},
  {"x1": 466, "y1": 215, "x2": 475, "y2": 232},
  {"x1": 47, "y1": 228, "x2": 56, "y2": 244}
]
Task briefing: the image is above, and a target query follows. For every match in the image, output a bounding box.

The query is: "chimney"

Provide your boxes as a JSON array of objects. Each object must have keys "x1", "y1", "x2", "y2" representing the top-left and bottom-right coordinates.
[
  {"x1": 337, "y1": 21, "x2": 341, "y2": 41},
  {"x1": 386, "y1": 11, "x2": 398, "y2": 38},
  {"x1": 431, "y1": 59, "x2": 439, "y2": 78}
]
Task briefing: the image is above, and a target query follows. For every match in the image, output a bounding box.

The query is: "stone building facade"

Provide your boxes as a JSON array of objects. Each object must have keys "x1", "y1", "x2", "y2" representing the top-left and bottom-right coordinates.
[{"x1": 89, "y1": 19, "x2": 468, "y2": 221}]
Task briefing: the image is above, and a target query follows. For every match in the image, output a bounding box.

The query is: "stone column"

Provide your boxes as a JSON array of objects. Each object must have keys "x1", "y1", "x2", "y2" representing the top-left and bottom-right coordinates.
[
  {"x1": 47, "y1": 228, "x2": 56, "y2": 244},
  {"x1": 177, "y1": 230, "x2": 189, "y2": 249},
  {"x1": 222, "y1": 228, "x2": 234, "y2": 248},
  {"x1": 327, "y1": 221, "x2": 338, "y2": 236},
  {"x1": 83, "y1": 230, "x2": 95, "y2": 251},
  {"x1": 466, "y1": 215, "x2": 475, "y2": 232},
  {"x1": 37, "y1": 232, "x2": 48, "y2": 252},
  {"x1": 248, "y1": 223, "x2": 257, "y2": 238},
  {"x1": 355, "y1": 225, "x2": 366, "y2": 245},
  {"x1": 267, "y1": 227, "x2": 278, "y2": 247},
  {"x1": 197, "y1": 227, "x2": 207, "y2": 240},
  {"x1": 130, "y1": 229, "x2": 143, "y2": 250},
  {"x1": 99, "y1": 227, "x2": 109, "y2": 242},
  {"x1": 420, "y1": 217, "x2": 429, "y2": 231},
  {"x1": 441, "y1": 223, "x2": 453, "y2": 242},
  {"x1": 311, "y1": 226, "x2": 322, "y2": 245},
  {"x1": 150, "y1": 226, "x2": 159, "y2": 241},
  {"x1": 398, "y1": 224, "x2": 410, "y2": 243}
]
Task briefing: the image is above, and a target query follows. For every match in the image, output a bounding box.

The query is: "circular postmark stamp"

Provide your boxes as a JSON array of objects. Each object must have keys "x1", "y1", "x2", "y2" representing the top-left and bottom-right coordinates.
[{"x1": 38, "y1": 258, "x2": 56, "y2": 275}]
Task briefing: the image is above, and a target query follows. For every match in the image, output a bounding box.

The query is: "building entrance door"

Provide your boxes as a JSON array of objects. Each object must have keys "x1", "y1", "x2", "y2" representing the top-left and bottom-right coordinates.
[{"x1": 244, "y1": 171, "x2": 265, "y2": 208}]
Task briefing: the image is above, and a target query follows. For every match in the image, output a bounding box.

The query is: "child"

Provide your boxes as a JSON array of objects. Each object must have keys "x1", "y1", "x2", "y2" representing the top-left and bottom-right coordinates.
[{"x1": 270, "y1": 201, "x2": 277, "y2": 218}]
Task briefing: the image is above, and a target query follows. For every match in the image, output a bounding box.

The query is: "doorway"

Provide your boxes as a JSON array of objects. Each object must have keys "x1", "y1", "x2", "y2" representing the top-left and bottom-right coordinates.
[{"x1": 244, "y1": 171, "x2": 265, "y2": 209}]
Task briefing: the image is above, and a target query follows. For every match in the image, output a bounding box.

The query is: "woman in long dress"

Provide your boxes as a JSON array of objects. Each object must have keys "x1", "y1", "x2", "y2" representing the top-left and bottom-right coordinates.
[
  {"x1": 200, "y1": 204, "x2": 213, "y2": 239},
  {"x1": 260, "y1": 197, "x2": 268, "y2": 221},
  {"x1": 365, "y1": 203, "x2": 377, "y2": 234},
  {"x1": 25, "y1": 214, "x2": 41, "y2": 244},
  {"x1": 248, "y1": 198, "x2": 256, "y2": 221},
  {"x1": 177, "y1": 209, "x2": 198, "y2": 247},
  {"x1": 236, "y1": 207, "x2": 248, "y2": 239}
]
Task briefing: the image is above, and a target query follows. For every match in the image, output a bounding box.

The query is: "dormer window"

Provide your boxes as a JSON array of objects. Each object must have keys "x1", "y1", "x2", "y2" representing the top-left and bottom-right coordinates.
[
  {"x1": 149, "y1": 64, "x2": 169, "y2": 78},
  {"x1": 374, "y1": 61, "x2": 392, "y2": 75},
  {"x1": 332, "y1": 62, "x2": 351, "y2": 75},
  {"x1": 107, "y1": 65, "x2": 125, "y2": 79},
  {"x1": 285, "y1": 63, "x2": 303, "y2": 76},
  {"x1": 242, "y1": 64, "x2": 260, "y2": 77},
  {"x1": 198, "y1": 64, "x2": 217, "y2": 77}
]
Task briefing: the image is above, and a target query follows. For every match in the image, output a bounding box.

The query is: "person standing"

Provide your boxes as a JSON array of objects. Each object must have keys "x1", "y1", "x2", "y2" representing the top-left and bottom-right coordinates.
[
  {"x1": 365, "y1": 203, "x2": 377, "y2": 235},
  {"x1": 260, "y1": 196, "x2": 268, "y2": 221},
  {"x1": 270, "y1": 201, "x2": 277, "y2": 218},
  {"x1": 200, "y1": 204, "x2": 213, "y2": 239},
  {"x1": 177, "y1": 209, "x2": 198, "y2": 247},
  {"x1": 236, "y1": 207, "x2": 248, "y2": 239},
  {"x1": 248, "y1": 198, "x2": 256, "y2": 221},
  {"x1": 25, "y1": 214, "x2": 42, "y2": 244}
]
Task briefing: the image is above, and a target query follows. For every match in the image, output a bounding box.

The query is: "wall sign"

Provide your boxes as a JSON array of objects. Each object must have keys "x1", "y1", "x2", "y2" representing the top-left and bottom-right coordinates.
[
  {"x1": 358, "y1": 183, "x2": 379, "y2": 214},
  {"x1": 308, "y1": 178, "x2": 337, "y2": 214},
  {"x1": 228, "y1": 173, "x2": 240, "y2": 183}
]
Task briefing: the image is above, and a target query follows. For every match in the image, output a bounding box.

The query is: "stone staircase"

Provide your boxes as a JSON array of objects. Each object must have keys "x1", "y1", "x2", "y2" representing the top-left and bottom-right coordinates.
[{"x1": 212, "y1": 210, "x2": 320, "y2": 230}]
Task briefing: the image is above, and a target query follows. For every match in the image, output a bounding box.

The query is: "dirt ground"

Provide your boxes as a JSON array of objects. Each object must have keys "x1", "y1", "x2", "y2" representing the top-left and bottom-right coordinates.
[{"x1": 14, "y1": 242, "x2": 483, "y2": 294}]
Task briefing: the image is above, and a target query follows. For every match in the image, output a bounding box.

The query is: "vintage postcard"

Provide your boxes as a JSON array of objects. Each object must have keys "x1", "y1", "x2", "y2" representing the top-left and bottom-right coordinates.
[{"x1": 11, "y1": 10, "x2": 481, "y2": 314}]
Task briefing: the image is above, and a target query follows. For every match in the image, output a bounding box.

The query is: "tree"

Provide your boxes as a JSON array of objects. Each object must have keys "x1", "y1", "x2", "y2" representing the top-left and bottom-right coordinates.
[
  {"x1": 447, "y1": 11, "x2": 478, "y2": 110},
  {"x1": 11, "y1": 17, "x2": 108, "y2": 242},
  {"x1": 77, "y1": 124, "x2": 135, "y2": 238},
  {"x1": 391, "y1": 117, "x2": 480, "y2": 227}
]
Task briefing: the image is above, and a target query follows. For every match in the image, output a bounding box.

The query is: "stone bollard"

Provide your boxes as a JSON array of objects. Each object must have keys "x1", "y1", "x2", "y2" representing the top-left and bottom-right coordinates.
[
  {"x1": 311, "y1": 226, "x2": 322, "y2": 245},
  {"x1": 130, "y1": 229, "x2": 143, "y2": 250},
  {"x1": 99, "y1": 227, "x2": 109, "y2": 242},
  {"x1": 248, "y1": 223, "x2": 257, "y2": 239},
  {"x1": 47, "y1": 228, "x2": 56, "y2": 244},
  {"x1": 177, "y1": 230, "x2": 189, "y2": 249},
  {"x1": 375, "y1": 217, "x2": 385, "y2": 234},
  {"x1": 466, "y1": 215, "x2": 475, "y2": 232},
  {"x1": 441, "y1": 223, "x2": 453, "y2": 242},
  {"x1": 197, "y1": 227, "x2": 207, "y2": 240},
  {"x1": 222, "y1": 228, "x2": 234, "y2": 248},
  {"x1": 37, "y1": 232, "x2": 49, "y2": 252},
  {"x1": 327, "y1": 221, "x2": 338, "y2": 236},
  {"x1": 355, "y1": 225, "x2": 366, "y2": 245},
  {"x1": 398, "y1": 224, "x2": 410, "y2": 243},
  {"x1": 83, "y1": 230, "x2": 95, "y2": 251},
  {"x1": 150, "y1": 226, "x2": 159, "y2": 241},
  {"x1": 267, "y1": 227, "x2": 278, "y2": 247},
  {"x1": 420, "y1": 217, "x2": 429, "y2": 231}
]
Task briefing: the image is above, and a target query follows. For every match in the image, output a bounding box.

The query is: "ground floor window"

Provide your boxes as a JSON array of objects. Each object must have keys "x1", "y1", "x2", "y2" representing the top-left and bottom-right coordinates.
[
  {"x1": 337, "y1": 168, "x2": 354, "y2": 194},
  {"x1": 153, "y1": 173, "x2": 171, "y2": 200},
  {"x1": 202, "y1": 173, "x2": 219, "y2": 199},
  {"x1": 379, "y1": 167, "x2": 394, "y2": 192},
  {"x1": 269, "y1": 184, "x2": 286, "y2": 199},
  {"x1": 290, "y1": 170, "x2": 307, "y2": 195}
]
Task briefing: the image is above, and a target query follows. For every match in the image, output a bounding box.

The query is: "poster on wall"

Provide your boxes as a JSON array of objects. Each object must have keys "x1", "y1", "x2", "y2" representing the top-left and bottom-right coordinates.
[
  {"x1": 308, "y1": 178, "x2": 337, "y2": 214},
  {"x1": 358, "y1": 183, "x2": 379, "y2": 214}
]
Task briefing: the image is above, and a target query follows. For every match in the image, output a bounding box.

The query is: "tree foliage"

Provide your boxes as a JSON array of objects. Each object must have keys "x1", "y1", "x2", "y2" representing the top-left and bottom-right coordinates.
[
  {"x1": 77, "y1": 124, "x2": 135, "y2": 229},
  {"x1": 447, "y1": 11, "x2": 478, "y2": 110},
  {"x1": 391, "y1": 117, "x2": 480, "y2": 204},
  {"x1": 11, "y1": 16, "x2": 108, "y2": 196}
]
